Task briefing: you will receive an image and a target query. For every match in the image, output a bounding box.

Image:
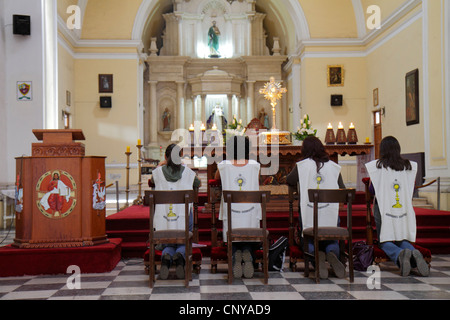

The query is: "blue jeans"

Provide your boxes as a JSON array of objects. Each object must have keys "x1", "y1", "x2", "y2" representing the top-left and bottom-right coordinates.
[
  {"x1": 161, "y1": 244, "x2": 186, "y2": 261},
  {"x1": 307, "y1": 240, "x2": 340, "y2": 257},
  {"x1": 374, "y1": 200, "x2": 415, "y2": 265}
]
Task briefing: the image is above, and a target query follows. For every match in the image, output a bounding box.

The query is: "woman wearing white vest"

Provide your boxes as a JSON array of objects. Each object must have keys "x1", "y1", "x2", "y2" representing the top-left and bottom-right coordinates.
[
  {"x1": 365, "y1": 136, "x2": 429, "y2": 277},
  {"x1": 150, "y1": 144, "x2": 201, "y2": 280},
  {"x1": 286, "y1": 136, "x2": 346, "y2": 279},
  {"x1": 215, "y1": 136, "x2": 261, "y2": 279}
]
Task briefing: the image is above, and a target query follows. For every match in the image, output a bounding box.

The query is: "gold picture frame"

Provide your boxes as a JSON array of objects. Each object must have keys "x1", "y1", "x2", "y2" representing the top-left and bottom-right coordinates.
[{"x1": 327, "y1": 65, "x2": 344, "y2": 87}]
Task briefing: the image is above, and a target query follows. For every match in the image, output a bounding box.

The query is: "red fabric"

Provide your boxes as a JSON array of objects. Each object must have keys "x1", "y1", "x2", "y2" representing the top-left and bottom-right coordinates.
[
  {"x1": 211, "y1": 246, "x2": 228, "y2": 261},
  {"x1": 289, "y1": 245, "x2": 304, "y2": 259},
  {"x1": 208, "y1": 179, "x2": 222, "y2": 187},
  {"x1": 0, "y1": 238, "x2": 122, "y2": 277}
]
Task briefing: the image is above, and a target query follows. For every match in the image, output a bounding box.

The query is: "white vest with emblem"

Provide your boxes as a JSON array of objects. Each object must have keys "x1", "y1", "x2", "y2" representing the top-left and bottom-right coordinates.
[
  {"x1": 297, "y1": 158, "x2": 341, "y2": 232},
  {"x1": 218, "y1": 160, "x2": 261, "y2": 242},
  {"x1": 365, "y1": 160, "x2": 417, "y2": 242},
  {"x1": 152, "y1": 165, "x2": 195, "y2": 231}
]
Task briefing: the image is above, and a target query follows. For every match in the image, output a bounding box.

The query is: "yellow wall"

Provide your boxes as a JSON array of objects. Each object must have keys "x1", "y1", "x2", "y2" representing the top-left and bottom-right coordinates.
[
  {"x1": 73, "y1": 58, "x2": 140, "y2": 186},
  {"x1": 299, "y1": 0, "x2": 358, "y2": 38},
  {"x1": 366, "y1": 17, "x2": 424, "y2": 154},
  {"x1": 81, "y1": 0, "x2": 142, "y2": 40},
  {"x1": 300, "y1": 57, "x2": 368, "y2": 142}
]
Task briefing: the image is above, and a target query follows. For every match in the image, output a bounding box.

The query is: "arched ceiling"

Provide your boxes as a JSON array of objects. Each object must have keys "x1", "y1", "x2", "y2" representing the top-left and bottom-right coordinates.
[{"x1": 58, "y1": 0, "x2": 412, "y2": 55}]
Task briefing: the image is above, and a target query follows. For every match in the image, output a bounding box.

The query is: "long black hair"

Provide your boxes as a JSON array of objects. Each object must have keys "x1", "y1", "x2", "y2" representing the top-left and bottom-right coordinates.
[
  {"x1": 301, "y1": 136, "x2": 329, "y2": 173},
  {"x1": 376, "y1": 136, "x2": 412, "y2": 171},
  {"x1": 226, "y1": 135, "x2": 250, "y2": 161},
  {"x1": 165, "y1": 143, "x2": 182, "y2": 173}
]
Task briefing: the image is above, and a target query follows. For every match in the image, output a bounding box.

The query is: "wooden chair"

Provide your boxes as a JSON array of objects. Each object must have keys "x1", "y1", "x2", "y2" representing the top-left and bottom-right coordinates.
[
  {"x1": 144, "y1": 185, "x2": 202, "y2": 275},
  {"x1": 208, "y1": 179, "x2": 227, "y2": 273},
  {"x1": 288, "y1": 183, "x2": 304, "y2": 271},
  {"x1": 145, "y1": 190, "x2": 194, "y2": 288},
  {"x1": 223, "y1": 190, "x2": 271, "y2": 284},
  {"x1": 303, "y1": 188, "x2": 356, "y2": 284},
  {"x1": 362, "y1": 178, "x2": 432, "y2": 265}
]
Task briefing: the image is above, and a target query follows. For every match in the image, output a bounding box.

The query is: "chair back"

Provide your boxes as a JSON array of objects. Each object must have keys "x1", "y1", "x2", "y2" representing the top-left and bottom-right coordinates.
[
  {"x1": 222, "y1": 190, "x2": 270, "y2": 232},
  {"x1": 307, "y1": 188, "x2": 356, "y2": 230}
]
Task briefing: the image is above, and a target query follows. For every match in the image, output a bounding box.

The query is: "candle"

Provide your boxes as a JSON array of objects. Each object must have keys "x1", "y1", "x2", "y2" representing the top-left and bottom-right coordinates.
[
  {"x1": 365, "y1": 137, "x2": 370, "y2": 143},
  {"x1": 212, "y1": 123, "x2": 217, "y2": 131},
  {"x1": 327, "y1": 123, "x2": 333, "y2": 129},
  {"x1": 349, "y1": 123, "x2": 355, "y2": 129},
  {"x1": 201, "y1": 123, "x2": 206, "y2": 131},
  {"x1": 338, "y1": 122, "x2": 344, "y2": 129},
  {"x1": 126, "y1": 146, "x2": 130, "y2": 153},
  {"x1": 137, "y1": 139, "x2": 141, "y2": 145},
  {"x1": 189, "y1": 124, "x2": 194, "y2": 131}
]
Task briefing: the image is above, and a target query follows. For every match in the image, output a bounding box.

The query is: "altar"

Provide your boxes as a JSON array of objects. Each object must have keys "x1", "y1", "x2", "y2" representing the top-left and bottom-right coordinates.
[{"x1": 189, "y1": 143, "x2": 373, "y2": 200}]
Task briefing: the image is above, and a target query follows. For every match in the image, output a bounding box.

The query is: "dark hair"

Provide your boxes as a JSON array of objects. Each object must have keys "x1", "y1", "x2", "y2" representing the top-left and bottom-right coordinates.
[
  {"x1": 165, "y1": 144, "x2": 182, "y2": 173},
  {"x1": 376, "y1": 136, "x2": 412, "y2": 171},
  {"x1": 301, "y1": 136, "x2": 329, "y2": 173},
  {"x1": 226, "y1": 136, "x2": 250, "y2": 161}
]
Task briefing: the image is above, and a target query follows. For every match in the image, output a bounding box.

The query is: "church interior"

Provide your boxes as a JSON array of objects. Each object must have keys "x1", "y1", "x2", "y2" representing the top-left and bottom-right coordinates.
[{"x1": 1, "y1": 0, "x2": 450, "y2": 303}]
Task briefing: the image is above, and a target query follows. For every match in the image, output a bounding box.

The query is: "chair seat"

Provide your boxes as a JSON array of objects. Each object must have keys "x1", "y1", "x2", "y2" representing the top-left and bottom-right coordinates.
[
  {"x1": 153, "y1": 230, "x2": 193, "y2": 240},
  {"x1": 230, "y1": 228, "x2": 268, "y2": 239},
  {"x1": 303, "y1": 227, "x2": 349, "y2": 239}
]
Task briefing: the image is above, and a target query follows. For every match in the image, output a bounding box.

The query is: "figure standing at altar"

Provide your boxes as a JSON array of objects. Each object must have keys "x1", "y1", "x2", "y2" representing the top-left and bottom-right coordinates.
[{"x1": 208, "y1": 21, "x2": 221, "y2": 57}]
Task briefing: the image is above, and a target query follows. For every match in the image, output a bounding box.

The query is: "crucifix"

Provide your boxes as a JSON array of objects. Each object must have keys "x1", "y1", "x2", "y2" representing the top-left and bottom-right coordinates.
[{"x1": 259, "y1": 77, "x2": 287, "y2": 130}]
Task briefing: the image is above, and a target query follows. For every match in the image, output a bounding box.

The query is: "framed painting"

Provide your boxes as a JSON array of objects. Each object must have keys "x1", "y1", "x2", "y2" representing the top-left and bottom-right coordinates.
[
  {"x1": 327, "y1": 65, "x2": 344, "y2": 87},
  {"x1": 405, "y1": 69, "x2": 419, "y2": 126},
  {"x1": 99, "y1": 74, "x2": 113, "y2": 93}
]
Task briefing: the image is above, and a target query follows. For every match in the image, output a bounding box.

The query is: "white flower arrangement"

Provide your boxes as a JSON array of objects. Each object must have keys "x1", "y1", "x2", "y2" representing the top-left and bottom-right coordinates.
[
  {"x1": 293, "y1": 114, "x2": 317, "y2": 141},
  {"x1": 225, "y1": 115, "x2": 246, "y2": 137}
]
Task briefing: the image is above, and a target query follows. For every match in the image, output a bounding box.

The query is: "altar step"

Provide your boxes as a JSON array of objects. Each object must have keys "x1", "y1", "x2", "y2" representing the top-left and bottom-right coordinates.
[{"x1": 413, "y1": 197, "x2": 435, "y2": 209}]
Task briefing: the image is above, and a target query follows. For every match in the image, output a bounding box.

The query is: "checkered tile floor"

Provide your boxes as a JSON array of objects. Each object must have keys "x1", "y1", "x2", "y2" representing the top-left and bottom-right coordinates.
[{"x1": 2, "y1": 229, "x2": 450, "y2": 301}]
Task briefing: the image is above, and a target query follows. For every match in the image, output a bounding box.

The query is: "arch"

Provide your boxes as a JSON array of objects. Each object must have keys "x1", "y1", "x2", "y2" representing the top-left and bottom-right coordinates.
[{"x1": 132, "y1": 0, "x2": 311, "y2": 55}]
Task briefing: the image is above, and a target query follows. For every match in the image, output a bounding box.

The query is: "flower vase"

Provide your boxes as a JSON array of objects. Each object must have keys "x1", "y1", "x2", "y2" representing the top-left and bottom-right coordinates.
[{"x1": 292, "y1": 139, "x2": 303, "y2": 146}]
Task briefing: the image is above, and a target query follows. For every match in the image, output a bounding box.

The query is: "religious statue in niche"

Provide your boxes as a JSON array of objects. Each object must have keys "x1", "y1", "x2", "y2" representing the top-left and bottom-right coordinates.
[
  {"x1": 258, "y1": 108, "x2": 270, "y2": 129},
  {"x1": 208, "y1": 21, "x2": 221, "y2": 58},
  {"x1": 207, "y1": 105, "x2": 227, "y2": 132},
  {"x1": 162, "y1": 108, "x2": 171, "y2": 131}
]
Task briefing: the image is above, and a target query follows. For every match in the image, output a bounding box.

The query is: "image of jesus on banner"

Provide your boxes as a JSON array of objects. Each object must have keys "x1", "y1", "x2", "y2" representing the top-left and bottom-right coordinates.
[{"x1": 39, "y1": 171, "x2": 72, "y2": 216}]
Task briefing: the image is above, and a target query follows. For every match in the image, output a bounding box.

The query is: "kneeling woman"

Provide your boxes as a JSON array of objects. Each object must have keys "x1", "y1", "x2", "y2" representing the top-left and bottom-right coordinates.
[{"x1": 150, "y1": 144, "x2": 201, "y2": 279}]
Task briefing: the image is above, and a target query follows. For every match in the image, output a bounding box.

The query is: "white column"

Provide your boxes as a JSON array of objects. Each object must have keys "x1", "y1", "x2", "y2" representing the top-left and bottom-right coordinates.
[
  {"x1": 149, "y1": 81, "x2": 158, "y2": 144},
  {"x1": 176, "y1": 81, "x2": 185, "y2": 129},
  {"x1": 43, "y1": 0, "x2": 58, "y2": 129},
  {"x1": 227, "y1": 94, "x2": 233, "y2": 121},
  {"x1": 247, "y1": 81, "x2": 255, "y2": 122},
  {"x1": 291, "y1": 59, "x2": 301, "y2": 132},
  {"x1": 201, "y1": 94, "x2": 206, "y2": 125}
]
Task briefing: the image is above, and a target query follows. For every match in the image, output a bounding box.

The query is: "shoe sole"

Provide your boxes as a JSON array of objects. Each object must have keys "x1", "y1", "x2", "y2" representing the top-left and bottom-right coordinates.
[
  {"x1": 399, "y1": 249, "x2": 412, "y2": 277},
  {"x1": 412, "y1": 250, "x2": 430, "y2": 277},
  {"x1": 242, "y1": 250, "x2": 254, "y2": 279},
  {"x1": 159, "y1": 254, "x2": 171, "y2": 280},
  {"x1": 326, "y1": 252, "x2": 346, "y2": 279},
  {"x1": 172, "y1": 252, "x2": 185, "y2": 279},
  {"x1": 233, "y1": 250, "x2": 243, "y2": 278},
  {"x1": 319, "y1": 251, "x2": 328, "y2": 279}
]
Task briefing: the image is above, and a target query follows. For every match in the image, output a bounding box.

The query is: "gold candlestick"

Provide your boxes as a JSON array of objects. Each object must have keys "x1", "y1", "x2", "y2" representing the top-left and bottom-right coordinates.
[
  {"x1": 134, "y1": 142, "x2": 143, "y2": 205},
  {"x1": 124, "y1": 149, "x2": 132, "y2": 209}
]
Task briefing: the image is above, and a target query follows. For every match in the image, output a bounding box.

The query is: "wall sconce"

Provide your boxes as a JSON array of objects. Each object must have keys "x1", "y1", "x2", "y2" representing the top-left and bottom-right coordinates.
[{"x1": 381, "y1": 106, "x2": 386, "y2": 117}]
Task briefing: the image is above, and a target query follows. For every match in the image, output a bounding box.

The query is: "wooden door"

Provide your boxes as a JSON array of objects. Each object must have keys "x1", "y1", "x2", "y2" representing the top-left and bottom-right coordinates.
[{"x1": 373, "y1": 110, "x2": 382, "y2": 159}]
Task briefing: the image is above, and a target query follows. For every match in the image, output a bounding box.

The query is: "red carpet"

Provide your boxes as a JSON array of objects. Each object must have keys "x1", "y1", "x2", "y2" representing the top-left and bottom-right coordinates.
[{"x1": 0, "y1": 238, "x2": 122, "y2": 277}]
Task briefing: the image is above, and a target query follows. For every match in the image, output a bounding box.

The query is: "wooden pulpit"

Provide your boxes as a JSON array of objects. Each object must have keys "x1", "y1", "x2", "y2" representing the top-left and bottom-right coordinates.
[{"x1": 13, "y1": 129, "x2": 109, "y2": 248}]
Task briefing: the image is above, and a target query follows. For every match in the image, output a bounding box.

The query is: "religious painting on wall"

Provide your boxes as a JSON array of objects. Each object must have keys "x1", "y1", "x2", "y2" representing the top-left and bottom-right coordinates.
[
  {"x1": 373, "y1": 88, "x2": 379, "y2": 107},
  {"x1": 327, "y1": 65, "x2": 344, "y2": 87},
  {"x1": 406, "y1": 69, "x2": 419, "y2": 126},
  {"x1": 99, "y1": 74, "x2": 113, "y2": 93}
]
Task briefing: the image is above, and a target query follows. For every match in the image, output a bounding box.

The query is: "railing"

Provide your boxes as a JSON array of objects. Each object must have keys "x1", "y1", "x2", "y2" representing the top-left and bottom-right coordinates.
[{"x1": 416, "y1": 177, "x2": 441, "y2": 210}]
